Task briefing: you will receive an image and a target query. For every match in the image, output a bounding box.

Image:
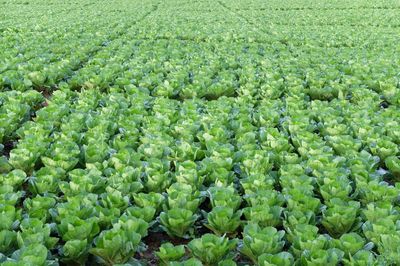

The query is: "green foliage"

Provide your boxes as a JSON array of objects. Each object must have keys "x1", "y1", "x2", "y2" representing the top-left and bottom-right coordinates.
[
  {"x1": 258, "y1": 252, "x2": 294, "y2": 266},
  {"x1": 156, "y1": 243, "x2": 186, "y2": 265},
  {"x1": 240, "y1": 224, "x2": 285, "y2": 263},
  {"x1": 321, "y1": 198, "x2": 360, "y2": 237},
  {"x1": 159, "y1": 208, "x2": 198, "y2": 238},
  {"x1": 205, "y1": 206, "x2": 242, "y2": 236},
  {"x1": 188, "y1": 234, "x2": 237, "y2": 265},
  {"x1": 1, "y1": 0, "x2": 399, "y2": 264}
]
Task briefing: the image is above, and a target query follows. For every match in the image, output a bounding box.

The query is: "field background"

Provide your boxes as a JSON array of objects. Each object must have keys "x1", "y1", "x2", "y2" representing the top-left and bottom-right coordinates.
[{"x1": 1, "y1": 0, "x2": 400, "y2": 265}]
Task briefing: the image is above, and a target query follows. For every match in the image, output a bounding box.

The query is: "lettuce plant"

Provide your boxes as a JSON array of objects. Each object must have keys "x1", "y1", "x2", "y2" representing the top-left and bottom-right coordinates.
[
  {"x1": 188, "y1": 234, "x2": 237, "y2": 265},
  {"x1": 240, "y1": 224, "x2": 285, "y2": 263},
  {"x1": 244, "y1": 204, "x2": 282, "y2": 227},
  {"x1": 16, "y1": 218, "x2": 58, "y2": 249},
  {"x1": 362, "y1": 202, "x2": 399, "y2": 224},
  {"x1": 134, "y1": 192, "x2": 165, "y2": 212},
  {"x1": 321, "y1": 198, "x2": 360, "y2": 237},
  {"x1": 356, "y1": 180, "x2": 399, "y2": 205},
  {"x1": 90, "y1": 224, "x2": 142, "y2": 265},
  {"x1": 319, "y1": 176, "x2": 352, "y2": 202},
  {"x1": 156, "y1": 243, "x2": 186, "y2": 265},
  {"x1": 57, "y1": 216, "x2": 99, "y2": 242},
  {"x1": 285, "y1": 189, "x2": 321, "y2": 214},
  {"x1": 283, "y1": 210, "x2": 316, "y2": 232},
  {"x1": 0, "y1": 170, "x2": 26, "y2": 189},
  {"x1": 124, "y1": 206, "x2": 156, "y2": 223},
  {"x1": 175, "y1": 160, "x2": 204, "y2": 189},
  {"x1": 299, "y1": 248, "x2": 344, "y2": 266},
  {"x1": 143, "y1": 158, "x2": 171, "y2": 193},
  {"x1": 52, "y1": 194, "x2": 98, "y2": 222},
  {"x1": 362, "y1": 218, "x2": 399, "y2": 245},
  {"x1": 168, "y1": 258, "x2": 203, "y2": 266},
  {"x1": 208, "y1": 186, "x2": 241, "y2": 210},
  {"x1": 23, "y1": 196, "x2": 57, "y2": 222},
  {"x1": 343, "y1": 250, "x2": 376, "y2": 266},
  {"x1": 60, "y1": 168, "x2": 106, "y2": 196},
  {"x1": 164, "y1": 183, "x2": 202, "y2": 213},
  {"x1": 257, "y1": 252, "x2": 294, "y2": 266},
  {"x1": 0, "y1": 205, "x2": 21, "y2": 231},
  {"x1": 385, "y1": 156, "x2": 400, "y2": 179},
  {"x1": 29, "y1": 167, "x2": 64, "y2": 195},
  {"x1": 1, "y1": 244, "x2": 53, "y2": 266},
  {"x1": 106, "y1": 166, "x2": 143, "y2": 195},
  {"x1": 0, "y1": 230, "x2": 17, "y2": 255},
  {"x1": 287, "y1": 224, "x2": 328, "y2": 257},
  {"x1": 41, "y1": 136, "x2": 80, "y2": 171},
  {"x1": 205, "y1": 206, "x2": 242, "y2": 236},
  {"x1": 114, "y1": 216, "x2": 149, "y2": 238},
  {"x1": 243, "y1": 190, "x2": 284, "y2": 208},
  {"x1": 60, "y1": 239, "x2": 88, "y2": 265},
  {"x1": 0, "y1": 185, "x2": 23, "y2": 206},
  {"x1": 159, "y1": 208, "x2": 198, "y2": 238},
  {"x1": 8, "y1": 135, "x2": 49, "y2": 173},
  {"x1": 333, "y1": 233, "x2": 370, "y2": 257},
  {"x1": 241, "y1": 175, "x2": 275, "y2": 193},
  {"x1": 100, "y1": 187, "x2": 129, "y2": 211},
  {"x1": 369, "y1": 138, "x2": 398, "y2": 161}
]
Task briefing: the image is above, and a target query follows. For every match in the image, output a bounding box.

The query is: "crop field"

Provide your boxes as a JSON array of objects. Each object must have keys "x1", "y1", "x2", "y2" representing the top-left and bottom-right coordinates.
[{"x1": 1, "y1": 0, "x2": 400, "y2": 265}]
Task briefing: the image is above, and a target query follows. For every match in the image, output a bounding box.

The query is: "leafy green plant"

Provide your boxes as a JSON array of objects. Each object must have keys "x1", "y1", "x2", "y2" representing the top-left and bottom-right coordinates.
[
  {"x1": 16, "y1": 218, "x2": 58, "y2": 249},
  {"x1": 208, "y1": 186, "x2": 241, "y2": 210},
  {"x1": 321, "y1": 198, "x2": 360, "y2": 237},
  {"x1": 257, "y1": 252, "x2": 294, "y2": 266},
  {"x1": 60, "y1": 239, "x2": 88, "y2": 265},
  {"x1": 0, "y1": 230, "x2": 17, "y2": 255},
  {"x1": 60, "y1": 168, "x2": 106, "y2": 196},
  {"x1": 1, "y1": 244, "x2": 54, "y2": 266},
  {"x1": 243, "y1": 204, "x2": 282, "y2": 227},
  {"x1": 28, "y1": 167, "x2": 65, "y2": 195},
  {"x1": 168, "y1": 258, "x2": 203, "y2": 266},
  {"x1": 90, "y1": 225, "x2": 142, "y2": 265},
  {"x1": 342, "y1": 250, "x2": 376, "y2": 266},
  {"x1": 204, "y1": 206, "x2": 242, "y2": 236},
  {"x1": 0, "y1": 205, "x2": 21, "y2": 231},
  {"x1": 159, "y1": 208, "x2": 198, "y2": 238},
  {"x1": 41, "y1": 137, "x2": 80, "y2": 171},
  {"x1": 174, "y1": 161, "x2": 204, "y2": 188},
  {"x1": 188, "y1": 234, "x2": 237, "y2": 265},
  {"x1": 134, "y1": 192, "x2": 165, "y2": 212},
  {"x1": 164, "y1": 183, "x2": 202, "y2": 213},
  {"x1": 240, "y1": 224, "x2": 285, "y2": 263},
  {"x1": 287, "y1": 224, "x2": 328, "y2": 257},
  {"x1": 22, "y1": 196, "x2": 55, "y2": 223},
  {"x1": 124, "y1": 206, "x2": 156, "y2": 223},
  {"x1": 57, "y1": 216, "x2": 99, "y2": 242},
  {"x1": 299, "y1": 248, "x2": 344, "y2": 266},
  {"x1": 385, "y1": 156, "x2": 400, "y2": 179},
  {"x1": 0, "y1": 170, "x2": 26, "y2": 189},
  {"x1": 156, "y1": 243, "x2": 186, "y2": 265},
  {"x1": 333, "y1": 233, "x2": 371, "y2": 257}
]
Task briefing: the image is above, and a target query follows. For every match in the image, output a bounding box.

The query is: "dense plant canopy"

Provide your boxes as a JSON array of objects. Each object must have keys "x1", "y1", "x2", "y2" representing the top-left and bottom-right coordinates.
[{"x1": 1, "y1": 0, "x2": 400, "y2": 265}]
